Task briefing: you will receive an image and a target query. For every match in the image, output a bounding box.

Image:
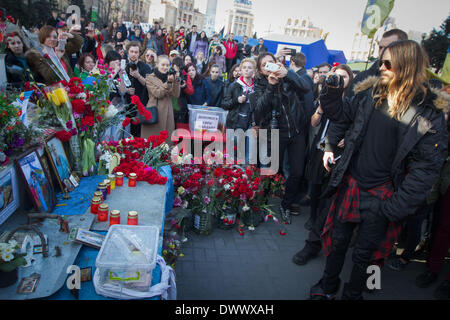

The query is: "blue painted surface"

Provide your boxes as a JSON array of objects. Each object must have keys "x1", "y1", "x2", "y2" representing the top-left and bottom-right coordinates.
[{"x1": 45, "y1": 166, "x2": 173, "y2": 300}]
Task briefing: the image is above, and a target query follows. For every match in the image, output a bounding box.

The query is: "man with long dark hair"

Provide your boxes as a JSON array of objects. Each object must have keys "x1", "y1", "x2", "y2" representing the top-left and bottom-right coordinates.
[{"x1": 310, "y1": 40, "x2": 449, "y2": 300}]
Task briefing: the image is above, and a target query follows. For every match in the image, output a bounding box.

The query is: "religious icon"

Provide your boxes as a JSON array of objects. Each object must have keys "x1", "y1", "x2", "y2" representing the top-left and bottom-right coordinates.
[{"x1": 45, "y1": 135, "x2": 72, "y2": 192}]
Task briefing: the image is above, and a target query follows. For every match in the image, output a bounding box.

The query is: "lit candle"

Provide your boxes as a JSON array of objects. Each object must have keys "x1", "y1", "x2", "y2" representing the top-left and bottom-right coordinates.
[
  {"x1": 93, "y1": 191, "x2": 103, "y2": 202},
  {"x1": 127, "y1": 211, "x2": 138, "y2": 225},
  {"x1": 90, "y1": 196, "x2": 101, "y2": 214},
  {"x1": 97, "y1": 182, "x2": 107, "y2": 200},
  {"x1": 104, "y1": 179, "x2": 111, "y2": 194},
  {"x1": 108, "y1": 174, "x2": 116, "y2": 190},
  {"x1": 116, "y1": 172, "x2": 124, "y2": 186},
  {"x1": 128, "y1": 173, "x2": 137, "y2": 187},
  {"x1": 109, "y1": 210, "x2": 120, "y2": 226},
  {"x1": 98, "y1": 204, "x2": 109, "y2": 222}
]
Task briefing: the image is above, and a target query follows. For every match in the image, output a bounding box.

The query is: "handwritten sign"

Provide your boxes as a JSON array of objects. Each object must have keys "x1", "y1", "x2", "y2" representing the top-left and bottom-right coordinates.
[{"x1": 194, "y1": 113, "x2": 220, "y2": 131}]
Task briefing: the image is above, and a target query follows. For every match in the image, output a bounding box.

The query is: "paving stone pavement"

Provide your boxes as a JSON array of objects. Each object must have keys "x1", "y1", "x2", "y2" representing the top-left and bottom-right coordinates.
[{"x1": 174, "y1": 199, "x2": 450, "y2": 300}]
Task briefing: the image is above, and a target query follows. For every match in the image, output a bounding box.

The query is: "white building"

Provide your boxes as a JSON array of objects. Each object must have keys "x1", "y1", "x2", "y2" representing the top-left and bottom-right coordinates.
[
  {"x1": 204, "y1": 0, "x2": 218, "y2": 37},
  {"x1": 283, "y1": 17, "x2": 323, "y2": 40},
  {"x1": 148, "y1": 0, "x2": 204, "y2": 30},
  {"x1": 224, "y1": 0, "x2": 254, "y2": 37}
]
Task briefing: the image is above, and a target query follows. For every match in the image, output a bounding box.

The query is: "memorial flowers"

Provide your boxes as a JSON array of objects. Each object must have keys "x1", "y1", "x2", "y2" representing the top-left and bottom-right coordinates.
[{"x1": 0, "y1": 240, "x2": 26, "y2": 272}]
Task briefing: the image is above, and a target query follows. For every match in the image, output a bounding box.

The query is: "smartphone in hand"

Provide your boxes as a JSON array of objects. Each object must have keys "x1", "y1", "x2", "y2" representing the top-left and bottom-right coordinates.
[{"x1": 264, "y1": 62, "x2": 280, "y2": 72}]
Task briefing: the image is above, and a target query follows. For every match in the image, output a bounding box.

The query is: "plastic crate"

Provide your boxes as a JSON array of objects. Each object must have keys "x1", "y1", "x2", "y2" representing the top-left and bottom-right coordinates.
[
  {"x1": 95, "y1": 225, "x2": 159, "y2": 293},
  {"x1": 188, "y1": 104, "x2": 228, "y2": 133}
]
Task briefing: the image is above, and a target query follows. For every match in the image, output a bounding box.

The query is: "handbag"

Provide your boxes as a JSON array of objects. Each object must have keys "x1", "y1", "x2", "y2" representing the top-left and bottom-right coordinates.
[{"x1": 139, "y1": 98, "x2": 159, "y2": 125}]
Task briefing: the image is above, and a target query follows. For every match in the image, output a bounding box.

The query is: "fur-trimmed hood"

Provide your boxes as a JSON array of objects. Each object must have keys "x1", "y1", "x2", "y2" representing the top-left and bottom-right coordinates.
[{"x1": 352, "y1": 75, "x2": 450, "y2": 112}]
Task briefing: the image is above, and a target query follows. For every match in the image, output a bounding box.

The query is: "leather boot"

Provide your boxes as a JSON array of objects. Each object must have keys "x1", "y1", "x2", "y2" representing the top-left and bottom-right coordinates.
[{"x1": 309, "y1": 278, "x2": 341, "y2": 300}]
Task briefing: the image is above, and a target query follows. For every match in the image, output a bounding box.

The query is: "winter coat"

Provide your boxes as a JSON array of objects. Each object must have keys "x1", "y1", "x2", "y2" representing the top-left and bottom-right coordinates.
[
  {"x1": 5, "y1": 51, "x2": 34, "y2": 89},
  {"x1": 118, "y1": 24, "x2": 128, "y2": 41},
  {"x1": 205, "y1": 78, "x2": 224, "y2": 107},
  {"x1": 146, "y1": 38, "x2": 158, "y2": 51},
  {"x1": 224, "y1": 40, "x2": 237, "y2": 60},
  {"x1": 322, "y1": 76, "x2": 449, "y2": 222},
  {"x1": 193, "y1": 40, "x2": 209, "y2": 60},
  {"x1": 209, "y1": 54, "x2": 226, "y2": 75},
  {"x1": 222, "y1": 77, "x2": 254, "y2": 129},
  {"x1": 142, "y1": 74, "x2": 180, "y2": 139},
  {"x1": 296, "y1": 68, "x2": 315, "y2": 119},
  {"x1": 187, "y1": 78, "x2": 209, "y2": 106},
  {"x1": 253, "y1": 69, "x2": 312, "y2": 138},
  {"x1": 185, "y1": 32, "x2": 198, "y2": 52},
  {"x1": 155, "y1": 36, "x2": 165, "y2": 56},
  {"x1": 237, "y1": 42, "x2": 252, "y2": 60},
  {"x1": 25, "y1": 33, "x2": 83, "y2": 84}
]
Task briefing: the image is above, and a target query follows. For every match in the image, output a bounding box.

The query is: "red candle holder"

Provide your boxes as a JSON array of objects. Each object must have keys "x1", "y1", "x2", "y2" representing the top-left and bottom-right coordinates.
[
  {"x1": 98, "y1": 204, "x2": 109, "y2": 222},
  {"x1": 104, "y1": 179, "x2": 111, "y2": 194},
  {"x1": 127, "y1": 211, "x2": 138, "y2": 225},
  {"x1": 110, "y1": 210, "x2": 120, "y2": 226},
  {"x1": 128, "y1": 173, "x2": 137, "y2": 187},
  {"x1": 91, "y1": 196, "x2": 101, "y2": 214},
  {"x1": 116, "y1": 172, "x2": 124, "y2": 186}
]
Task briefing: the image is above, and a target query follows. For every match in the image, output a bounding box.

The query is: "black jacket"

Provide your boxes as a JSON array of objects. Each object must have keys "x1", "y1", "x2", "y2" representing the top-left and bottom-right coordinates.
[
  {"x1": 295, "y1": 68, "x2": 315, "y2": 119},
  {"x1": 345, "y1": 60, "x2": 379, "y2": 98},
  {"x1": 222, "y1": 80, "x2": 254, "y2": 129},
  {"x1": 125, "y1": 60, "x2": 152, "y2": 106},
  {"x1": 185, "y1": 32, "x2": 198, "y2": 52},
  {"x1": 5, "y1": 51, "x2": 34, "y2": 89},
  {"x1": 237, "y1": 42, "x2": 252, "y2": 60},
  {"x1": 253, "y1": 69, "x2": 311, "y2": 138},
  {"x1": 321, "y1": 76, "x2": 449, "y2": 222},
  {"x1": 205, "y1": 78, "x2": 224, "y2": 107}
]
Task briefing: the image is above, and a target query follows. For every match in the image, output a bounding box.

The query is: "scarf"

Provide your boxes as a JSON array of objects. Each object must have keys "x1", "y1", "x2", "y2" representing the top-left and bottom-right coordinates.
[{"x1": 154, "y1": 68, "x2": 168, "y2": 83}]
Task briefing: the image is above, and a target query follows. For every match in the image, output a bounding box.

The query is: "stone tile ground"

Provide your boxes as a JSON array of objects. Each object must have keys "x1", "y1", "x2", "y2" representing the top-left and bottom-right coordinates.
[{"x1": 174, "y1": 200, "x2": 450, "y2": 300}]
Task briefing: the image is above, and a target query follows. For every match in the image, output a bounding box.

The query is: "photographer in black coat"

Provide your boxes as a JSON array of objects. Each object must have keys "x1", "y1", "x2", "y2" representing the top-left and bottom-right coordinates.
[
  {"x1": 253, "y1": 52, "x2": 311, "y2": 224},
  {"x1": 124, "y1": 41, "x2": 152, "y2": 136}
]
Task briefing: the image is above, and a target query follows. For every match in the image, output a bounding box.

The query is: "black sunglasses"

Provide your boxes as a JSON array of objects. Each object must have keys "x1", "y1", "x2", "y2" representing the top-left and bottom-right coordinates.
[{"x1": 379, "y1": 59, "x2": 392, "y2": 70}]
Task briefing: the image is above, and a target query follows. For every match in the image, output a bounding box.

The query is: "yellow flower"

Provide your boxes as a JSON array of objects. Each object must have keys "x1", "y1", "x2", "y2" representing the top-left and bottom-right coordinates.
[
  {"x1": 179, "y1": 253, "x2": 184, "y2": 258},
  {"x1": 163, "y1": 250, "x2": 168, "y2": 255},
  {"x1": 177, "y1": 186, "x2": 185, "y2": 195}
]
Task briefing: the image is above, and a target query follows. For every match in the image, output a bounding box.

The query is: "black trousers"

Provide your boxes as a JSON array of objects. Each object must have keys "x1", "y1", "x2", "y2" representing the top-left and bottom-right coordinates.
[
  {"x1": 321, "y1": 190, "x2": 389, "y2": 296},
  {"x1": 279, "y1": 133, "x2": 307, "y2": 209}
]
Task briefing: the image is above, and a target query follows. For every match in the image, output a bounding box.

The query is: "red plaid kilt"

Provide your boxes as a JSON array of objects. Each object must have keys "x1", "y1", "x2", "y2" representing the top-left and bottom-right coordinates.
[{"x1": 321, "y1": 174, "x2": 402, "y2": 262}]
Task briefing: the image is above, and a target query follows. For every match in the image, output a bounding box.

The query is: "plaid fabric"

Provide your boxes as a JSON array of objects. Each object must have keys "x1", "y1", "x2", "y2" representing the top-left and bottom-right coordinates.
[{"x1": 321, "y1": 174, "x2": 402, "y2": 262}]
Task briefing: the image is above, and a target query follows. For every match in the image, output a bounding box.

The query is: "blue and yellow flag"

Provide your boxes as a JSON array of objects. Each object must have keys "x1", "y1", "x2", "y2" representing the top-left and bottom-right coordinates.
[
  {"x1": 441, "y1": 44, "x2": 450, "y2": 85},
  {"x1": 361, "y1": 0, "x2": 395, "y2": 38}
]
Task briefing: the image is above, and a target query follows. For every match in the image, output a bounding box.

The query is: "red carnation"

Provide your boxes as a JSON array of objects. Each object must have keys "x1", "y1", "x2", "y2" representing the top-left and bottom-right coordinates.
[
  {"x1": 122, "y1": 117, "x2": 131, "y2": 127},
  {"x1": 144, "y1": 110, "x2": 152, "y2": 121},
  {"x1": 96, "y1": 115, "x2": 102, "y2": 122},
  {"x1": 132, "y1": 118, "x2": 140, "y2": 125},
  {"x1": 81, "y1": 116, "x2": 95, "y2": 127},
  {"x1": 55, "y1": 130, "x2": 72, "y2": 142},
  {"x1": 72, "y1": 99, "x2": 85, "y2": 114}
]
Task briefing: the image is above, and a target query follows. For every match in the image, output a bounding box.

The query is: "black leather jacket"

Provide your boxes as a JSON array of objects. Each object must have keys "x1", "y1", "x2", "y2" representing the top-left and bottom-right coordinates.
[{"x1": 253, "y1": 69, "x2": 311, "y2": 138}]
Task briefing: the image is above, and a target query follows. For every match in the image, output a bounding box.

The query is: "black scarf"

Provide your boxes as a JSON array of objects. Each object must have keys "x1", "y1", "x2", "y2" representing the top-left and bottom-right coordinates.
[{"x1": 153, "y1": 68, "x2": 168, "y2": 83}]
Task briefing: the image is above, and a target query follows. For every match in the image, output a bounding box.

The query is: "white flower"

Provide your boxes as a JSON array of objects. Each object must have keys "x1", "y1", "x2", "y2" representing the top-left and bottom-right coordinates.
[
  {"x1": 181, "y1": 201, "x2": 188, "y2": 209},
  {"x1": 182, "y1": 154, "x2": 193, "y2": 163},
  {"x1": 105, "y1": 105, "x2": 119, "y2": 119},
  {"x1": 2, "y1": 252, "x2": 14, "y2": 262},
  {"x1": 161, "y1": 143, "x2": 169, "y2": 152},
  {"x1": 219, "y1": 179, "x2": 223, "y2": 184},
  {"x1": 243, "y1": 204, "x2": 250, "y2": 212},
  {"x1": 76, "y1": 93, "x2": 87, "y2": 99},
  {"x1": 248, "y1": 226, "x2": 255, "y2": 231},
  {"x1": 224, "y1": 184, "x2": 230, "y2": 190}
]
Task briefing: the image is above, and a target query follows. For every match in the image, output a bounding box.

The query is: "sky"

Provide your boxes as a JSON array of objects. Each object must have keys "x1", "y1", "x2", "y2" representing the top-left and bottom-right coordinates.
[{"x1": 195, "y1": 0, "x2": 449, "y2": 59}]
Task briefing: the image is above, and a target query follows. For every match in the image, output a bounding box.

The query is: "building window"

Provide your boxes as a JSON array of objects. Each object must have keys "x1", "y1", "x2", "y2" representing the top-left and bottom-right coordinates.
[{"x1": 287, "y1": 18, "x2": 292, "y2": 25}]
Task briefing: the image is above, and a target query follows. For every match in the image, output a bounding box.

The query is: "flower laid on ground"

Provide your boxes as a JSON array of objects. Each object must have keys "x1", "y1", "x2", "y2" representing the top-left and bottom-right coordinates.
[{"x1": 0, "y1": 240, "x2": 26, "y2": 272}]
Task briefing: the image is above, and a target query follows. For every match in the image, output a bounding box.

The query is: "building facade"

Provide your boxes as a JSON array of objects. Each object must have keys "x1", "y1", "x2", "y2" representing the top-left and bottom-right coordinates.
[
  {"x1": 148, "y1": 0, "x2": 204, "y2": 30},
  {"x1": 224, "y1": 0, "x2": 254, "y2": 37},
  {"x1": 204, "y1": 0, "x2": 218, "y2": 37},
  {"x1": 283, "y1": 17, "x2": 322, "y2": 39}
]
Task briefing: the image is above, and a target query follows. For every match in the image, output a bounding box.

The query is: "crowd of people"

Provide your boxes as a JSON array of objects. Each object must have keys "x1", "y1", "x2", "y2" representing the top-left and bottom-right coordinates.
[{"x1": 3, "y1": 11, "x2": 450, "y2": 300}]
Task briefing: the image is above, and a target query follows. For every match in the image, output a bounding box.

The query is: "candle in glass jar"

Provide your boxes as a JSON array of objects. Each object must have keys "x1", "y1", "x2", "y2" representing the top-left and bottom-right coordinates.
[
  {"x1": 109, "y1": 210, "x2": 120, "y2": 226},
  {"x1": 90, "y1": 196, "x2": 102, "y2": 214},
  {"x1": 98, "y1": 204, "x2": 109, "y2": 222},
  {"x1": 116, "y1": 172, "x2": 124, "y2": 186},
  {"x1": 97, "y1": 182, "x2": 107, "y2": 200},
  {"x1": 127, "y1": 211, "x2": 138, "y2": 225},
  {"x1": 104, "y1": 179, "x2": 111, "y2": 194},
  {"x1": 93, "y1": 191, "x2": 103, "y2": 202},
  {"x1": 128, "y1": 173, "x2": 137, "y2": 187},
  {"x1": 108, "y1": 174, "x2": 116, "y2": 190}
]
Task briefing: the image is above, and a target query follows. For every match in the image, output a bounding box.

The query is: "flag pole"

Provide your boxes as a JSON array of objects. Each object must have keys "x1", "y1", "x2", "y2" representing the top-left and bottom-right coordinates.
[{"x1": 365, "y1": 37, "x2": 375, "y2": 71}]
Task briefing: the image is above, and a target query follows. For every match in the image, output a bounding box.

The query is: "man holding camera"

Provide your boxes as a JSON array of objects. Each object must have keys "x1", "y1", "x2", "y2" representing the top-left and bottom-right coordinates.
[
  {"x1": 124, "y1": 41, "x2": 152, "y2": 137},
  {"x1": 309, "y1": 40, "x2": 448, "y2": 300}
]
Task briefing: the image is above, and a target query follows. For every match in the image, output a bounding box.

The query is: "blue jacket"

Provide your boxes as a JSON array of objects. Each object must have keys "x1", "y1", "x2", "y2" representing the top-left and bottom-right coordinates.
[{"x1": 187, "y1": 78, "x2": 209, "y2": 106}]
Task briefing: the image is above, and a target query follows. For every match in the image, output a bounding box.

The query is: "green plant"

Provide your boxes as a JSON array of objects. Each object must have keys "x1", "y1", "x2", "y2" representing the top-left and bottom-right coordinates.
[{"x1": 0, "y1": 240, "x2": 26, "y2": 272}]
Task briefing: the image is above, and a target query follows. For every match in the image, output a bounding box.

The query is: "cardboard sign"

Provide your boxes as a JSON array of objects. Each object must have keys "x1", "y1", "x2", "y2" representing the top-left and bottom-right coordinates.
[{"x1": 194, "y1": 113, "x2": 220, "y2": 131}]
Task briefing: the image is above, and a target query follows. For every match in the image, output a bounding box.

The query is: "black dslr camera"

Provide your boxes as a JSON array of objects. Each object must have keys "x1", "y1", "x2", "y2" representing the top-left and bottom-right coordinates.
[
  {"x1": 127, "y1": 62, "x2": 138, "y2": 71},
  {"x1": 168, "y1": 67, "x2": 177, "y2": 76},
  {"x1": 325, "y1": 74, "x2": 342, "y2": 87}
]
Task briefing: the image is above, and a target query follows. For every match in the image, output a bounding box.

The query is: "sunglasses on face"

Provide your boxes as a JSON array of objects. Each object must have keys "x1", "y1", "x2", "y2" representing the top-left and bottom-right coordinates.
[{"x1": 379, "y1": 59, "x2": 392, "y2": 70}]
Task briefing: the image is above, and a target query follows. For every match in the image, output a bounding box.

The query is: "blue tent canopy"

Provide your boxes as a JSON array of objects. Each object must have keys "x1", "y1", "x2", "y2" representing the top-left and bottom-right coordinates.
[{"x1": 233, "y1": 36, "x2": 346, "y2": 69}]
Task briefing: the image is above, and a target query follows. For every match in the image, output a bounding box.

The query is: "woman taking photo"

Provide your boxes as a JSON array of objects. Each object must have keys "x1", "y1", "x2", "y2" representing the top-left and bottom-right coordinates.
[
  {"x1": 5, "y1": 32, "x2": 34, "y2": 90},
  {"x1": 253, "y1": 52, "x2": 311, "y2": 224},
  {"x1": 185, "y1": 63, "x2": 209, "y2": 106},
  {"x1": 143, "y1": 55, "x2": 180, "y2": 139},
  {"x1": 26, "y1": 25, "x2": 83, "y2": 84}
]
